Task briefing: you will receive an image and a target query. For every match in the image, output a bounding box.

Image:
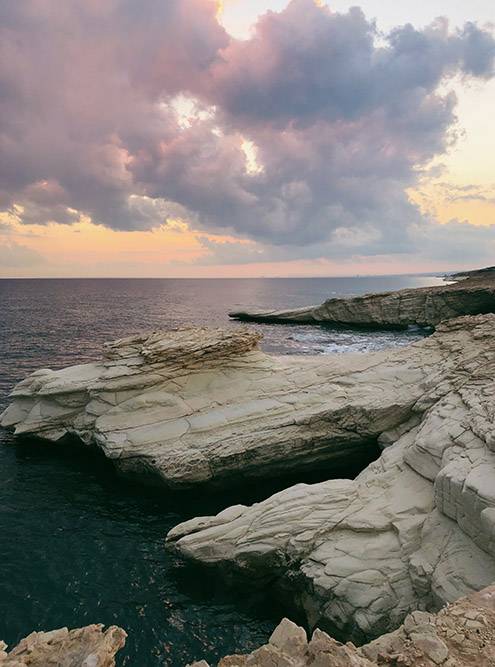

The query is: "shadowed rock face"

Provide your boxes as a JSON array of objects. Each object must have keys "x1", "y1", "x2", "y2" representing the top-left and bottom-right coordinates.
[
  {"x1": 0, "y1": 624, "x2": 126, "y2": 666},
  {"x1": 2, "y1": 316, "x2": 494, "y2": 491},
  {"x1": 187, "y1": 586, "x2": 495, "y2": 666},
  {"x1": 229, "y1": 268, "x2": 495, "y2": 329},
  {"x1": 167, "y1": 314, "x2": 495, "y2": 642},
  {"x1": 452, "y1": 265, "x2": 495, "y2": 280}
]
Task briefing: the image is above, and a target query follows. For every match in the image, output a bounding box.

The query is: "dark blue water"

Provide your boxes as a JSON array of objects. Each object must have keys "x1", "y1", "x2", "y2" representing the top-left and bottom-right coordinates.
[{"x1": 0, "y1": 276, "x2": 443, "y2": 665}]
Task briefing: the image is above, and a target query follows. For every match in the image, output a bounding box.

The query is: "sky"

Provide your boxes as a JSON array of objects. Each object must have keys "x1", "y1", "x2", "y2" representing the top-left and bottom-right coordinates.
[{"x1": 1, "y1": 0, "x2": 494, "y2": 278}]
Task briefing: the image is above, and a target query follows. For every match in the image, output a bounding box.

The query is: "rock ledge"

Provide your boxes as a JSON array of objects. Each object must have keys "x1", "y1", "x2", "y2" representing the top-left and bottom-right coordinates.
[{"x1": 229, "y1": 268, "x2": 495, "y2": 328}]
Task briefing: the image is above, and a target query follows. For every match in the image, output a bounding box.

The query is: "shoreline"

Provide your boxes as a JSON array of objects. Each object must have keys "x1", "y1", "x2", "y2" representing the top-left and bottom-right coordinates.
[{"x1": 2, "y1": 268, "x2": 495, "y2": 665}]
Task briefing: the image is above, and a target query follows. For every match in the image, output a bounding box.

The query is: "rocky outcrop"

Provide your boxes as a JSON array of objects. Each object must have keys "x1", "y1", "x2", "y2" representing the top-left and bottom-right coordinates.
[
  {"x1": 188, "y1": 586, "x2": 495, "y2": 666},
  {"x1": 229, "y1": 268, "x2": 495, "y2": 328},
  {"x1": 2, "y1": 316, "x2": 495, "y2": 490},
  {"x1": 0, "y1": 624, "x2": 126, "y2": 666},
  {"x1": 167, "y1": 314, "x2": 495, "y2": 641},
  {"x1": 451, "y1": 265, "x2": 495, "y2": 280}
]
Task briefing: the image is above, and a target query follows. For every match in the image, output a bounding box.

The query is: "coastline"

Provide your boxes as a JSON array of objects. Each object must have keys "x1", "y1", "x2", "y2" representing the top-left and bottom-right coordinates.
[{"x1": 1, "y1": 269, "x2": 495, "y2": 665}]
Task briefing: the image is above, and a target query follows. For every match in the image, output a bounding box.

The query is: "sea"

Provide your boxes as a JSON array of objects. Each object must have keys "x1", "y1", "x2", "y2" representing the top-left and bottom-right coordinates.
[{"x1": 0, "y1": 275, "x2": 445, "y2": 665}]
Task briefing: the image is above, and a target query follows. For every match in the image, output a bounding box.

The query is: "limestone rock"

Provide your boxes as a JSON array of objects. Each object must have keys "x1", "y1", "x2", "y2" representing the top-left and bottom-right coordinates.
[
  {"x1": 229, "y1": 268, "x2": 495, "y2": 328},
  {"x1": 3, "y1": 316, "x2": 495, "y2": 490},
  {"x1": 0, "y1": 624, "x2": 126, "y2": 666},
  {"x1": 189, "y1": 585, "x2": 495, "y2": 666},
  {"x1": 168, "y1": 315, "x2": 495, "y2": 640}
]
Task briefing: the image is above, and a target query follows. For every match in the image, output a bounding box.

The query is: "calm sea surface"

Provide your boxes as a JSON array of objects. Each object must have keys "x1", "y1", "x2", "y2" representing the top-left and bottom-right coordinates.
[{"x1": 0, "y1": 276, "x2": 444, "y2": 665}]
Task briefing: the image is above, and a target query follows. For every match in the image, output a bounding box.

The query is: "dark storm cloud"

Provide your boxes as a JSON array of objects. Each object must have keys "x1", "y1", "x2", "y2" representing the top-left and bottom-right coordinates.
[{"x1": 0, "y1": 0, "x2": 494, "y2": 259}]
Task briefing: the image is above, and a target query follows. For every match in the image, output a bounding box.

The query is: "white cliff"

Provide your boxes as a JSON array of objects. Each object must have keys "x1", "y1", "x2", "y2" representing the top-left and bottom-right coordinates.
[
  {"x1": 167, "y1": 315, "x2": 495, "y2": 641},
  {"x1": 2, "y1": 317, "x2": 494, "y2": 491},
  {"x1": 3, "y1": 313, "x2": 495, "y2": 647}
]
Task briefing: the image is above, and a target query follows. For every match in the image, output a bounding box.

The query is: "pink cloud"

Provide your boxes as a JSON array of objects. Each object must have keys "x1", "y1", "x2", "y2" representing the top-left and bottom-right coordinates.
[{"x1": 0, "y1": 0, "x2": 494, "y2": 264}]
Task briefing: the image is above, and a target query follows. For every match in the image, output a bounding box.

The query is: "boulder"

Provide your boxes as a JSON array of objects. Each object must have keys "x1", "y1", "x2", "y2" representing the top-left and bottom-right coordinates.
[
  {"x1": 187, "y1": 585, "x2": 495, "y2": 666},
  {"x1": 167, "y1": 315, "x2": 495, "y2": 640},
  {"x1": 0, "y1": 624, "x2": 126, "y2": 666},
  {"x1": 229, "y1": 267, "x2": 495, "y2": 328}
]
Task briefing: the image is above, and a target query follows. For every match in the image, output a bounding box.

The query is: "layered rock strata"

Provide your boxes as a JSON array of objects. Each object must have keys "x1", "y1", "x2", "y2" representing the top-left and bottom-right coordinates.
[
  {"x1": 229, "y1": 268, "x2": 495, "y2": 328},
  {"x1": 168, "y1": 315, "x2": 495, "y2": 641},
  {"x1": 188, "y1": 586, "x2": 495, "y2": 666},
  {"x1": 0, "y1": 624, "x2": 126, "y2": 666},
  {"x1": 2, "y1": 316, "x2": 495, "y2": 490}
]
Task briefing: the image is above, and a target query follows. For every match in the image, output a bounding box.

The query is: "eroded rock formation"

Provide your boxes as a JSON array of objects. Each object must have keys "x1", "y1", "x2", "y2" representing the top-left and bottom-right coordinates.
[
  {"x1": 187, "y1": 586, "x2": 495, "y2": 666},
  {"x1": 229, "y1": 268, "x2": 495, "y2": 328},
  {"x1": 0, "y1": 624, "x2": 126, "y2": 666},
  {"x1": 167, "y1": 314, "x2": 495, "y2": 641},
  {"x1": 3, "y1": 292, "x2": 495, "y2": 660},
  {"x1": 2, "y1": 316, "x2": 495, "y2": 490}
]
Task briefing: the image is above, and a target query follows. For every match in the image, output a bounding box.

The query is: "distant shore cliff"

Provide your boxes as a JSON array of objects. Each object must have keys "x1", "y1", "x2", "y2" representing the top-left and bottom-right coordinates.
[{"x1": 229, "y1": 266, "x2": 495, "y2": 328}]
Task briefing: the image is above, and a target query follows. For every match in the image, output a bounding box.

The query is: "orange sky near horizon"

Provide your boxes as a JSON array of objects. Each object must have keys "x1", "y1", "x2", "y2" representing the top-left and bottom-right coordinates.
[{"x1": 1, "y1": 209, "x2": 490, "y2": 278}]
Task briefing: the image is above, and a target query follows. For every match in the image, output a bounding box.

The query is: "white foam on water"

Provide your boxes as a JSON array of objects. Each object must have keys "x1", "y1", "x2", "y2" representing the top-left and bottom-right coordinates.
[{"x1": 282, "y1": 327, "x2": 426, "y2": 355}]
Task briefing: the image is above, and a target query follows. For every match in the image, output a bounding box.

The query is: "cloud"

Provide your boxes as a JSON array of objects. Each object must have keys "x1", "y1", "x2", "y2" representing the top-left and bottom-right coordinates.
[
  {"x1": 206, "y1": 8, "x2": 495, "y2": 125},
  {"x1": 195, "y1": 217, "x2": 495, "y2": 266},
  {"x1": 411, "y1": 218, "x2": 495, "y2": 262},
  {"x1": 0, "y1": 0, "x2": 227, "y2": 230},
  {"x1": 0, "y1": 0, "x2": 494, "y2": 262},
  {"x1": 438, "y1": 182, "x2": 495, "y2": 205}
]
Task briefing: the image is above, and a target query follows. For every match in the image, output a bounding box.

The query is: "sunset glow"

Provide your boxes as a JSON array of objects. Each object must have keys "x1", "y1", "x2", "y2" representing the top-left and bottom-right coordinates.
[{"x1": 1, "y1": 0, "x2": 494, "y2": 277}]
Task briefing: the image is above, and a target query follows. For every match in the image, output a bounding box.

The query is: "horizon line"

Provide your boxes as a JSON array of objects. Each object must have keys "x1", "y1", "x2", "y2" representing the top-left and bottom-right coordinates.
[{"x1": 0, "y1": 271, "x2": 453, "y2": 280}]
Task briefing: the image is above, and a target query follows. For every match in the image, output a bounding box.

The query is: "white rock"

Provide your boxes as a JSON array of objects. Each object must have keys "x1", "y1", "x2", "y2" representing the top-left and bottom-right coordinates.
[
  {"x1": 4, "y1": 316, "x2": 495, "y2": 641},
  {"x1": 3, "y1": 317, "x2": 495, "y2": 493},
  {"x1": 166, "y1": 316, "x2": 495, "y2": 641}
]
